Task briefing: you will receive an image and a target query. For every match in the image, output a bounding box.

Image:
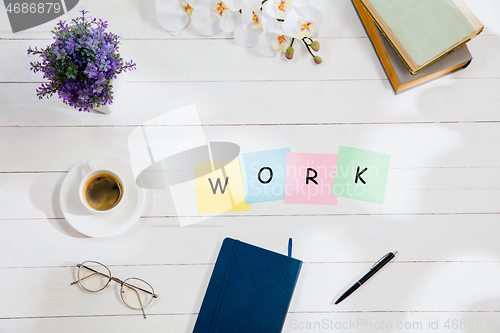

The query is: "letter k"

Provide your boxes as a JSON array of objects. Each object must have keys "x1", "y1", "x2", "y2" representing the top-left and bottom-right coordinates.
[{"x1": 355, "y1": 166, "x2": 367, "y2": 184}]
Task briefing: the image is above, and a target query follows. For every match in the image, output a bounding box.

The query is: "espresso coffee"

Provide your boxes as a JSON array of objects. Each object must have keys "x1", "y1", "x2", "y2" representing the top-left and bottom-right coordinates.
[{"x1": 83, "y1": 173, "x2": 123, "y2": 211}]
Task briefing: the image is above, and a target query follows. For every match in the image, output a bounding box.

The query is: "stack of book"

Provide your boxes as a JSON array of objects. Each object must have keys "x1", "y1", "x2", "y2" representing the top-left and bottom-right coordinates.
[{"x1": 353, "y1": 0, "x2": 484, "y2": 93}]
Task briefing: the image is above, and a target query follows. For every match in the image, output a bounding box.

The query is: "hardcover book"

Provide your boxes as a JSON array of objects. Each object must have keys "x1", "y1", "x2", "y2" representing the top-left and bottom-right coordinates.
[
  {"x1": 359, "y1": 0, "x2": 483, "y2": 74},
  {"x1": 353, "y1": 0, "x2": 473, "y2": 93},
  {"x1": 193, "y1": 238, "x2": 302, "y2": 333}
]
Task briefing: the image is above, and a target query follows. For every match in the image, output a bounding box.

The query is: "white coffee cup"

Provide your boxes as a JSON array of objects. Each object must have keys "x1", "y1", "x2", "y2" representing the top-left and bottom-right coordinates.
[{"x1": 79, "y1": 160, "x2": 125, "y2": 214}]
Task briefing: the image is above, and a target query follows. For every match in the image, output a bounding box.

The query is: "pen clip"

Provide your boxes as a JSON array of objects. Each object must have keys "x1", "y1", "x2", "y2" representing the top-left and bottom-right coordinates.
[{"x1": 372, "y1": 253, "x2": 391, "y2": 268}]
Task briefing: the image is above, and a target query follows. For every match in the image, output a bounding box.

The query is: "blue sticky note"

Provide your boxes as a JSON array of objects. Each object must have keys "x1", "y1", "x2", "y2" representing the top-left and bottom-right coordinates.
[{"x1": 240, "y1": 148, "x2": 291, "y2": 203}]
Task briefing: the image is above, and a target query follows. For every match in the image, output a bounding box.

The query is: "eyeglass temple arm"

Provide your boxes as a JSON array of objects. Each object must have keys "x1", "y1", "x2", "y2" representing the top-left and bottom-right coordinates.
[
  {"x1": 71, "y1": 268, "x2": 101, "y2": 286},
  {"x1": 113, "y1": 277, "x2": 158, "y2": 298},
  {"x1": 70, "y1": 264, "x2": 107, "y2": 286},
  {"x1": 126, "y1": 286, "x2": 147, "y2": 319},
  {"x1": 71, "y1": 264, "x2": 158, "y2": 298}
]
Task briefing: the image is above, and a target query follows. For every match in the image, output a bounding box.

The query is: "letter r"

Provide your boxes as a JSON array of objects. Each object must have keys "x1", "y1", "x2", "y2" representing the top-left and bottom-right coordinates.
[{"x1": 306, "y1": 168, "x2": 318, "y2": 185}]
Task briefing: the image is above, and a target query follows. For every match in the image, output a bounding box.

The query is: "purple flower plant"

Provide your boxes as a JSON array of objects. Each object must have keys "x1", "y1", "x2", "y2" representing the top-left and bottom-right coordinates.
[{"x1": 27, "y1": 10, "x2": 136, "y2": 112}]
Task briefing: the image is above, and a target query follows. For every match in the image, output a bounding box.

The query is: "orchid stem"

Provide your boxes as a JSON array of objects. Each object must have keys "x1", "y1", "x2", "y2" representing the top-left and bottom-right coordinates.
[{"x1": 302, "y1": 38, "x2": 314, "y2": 57}]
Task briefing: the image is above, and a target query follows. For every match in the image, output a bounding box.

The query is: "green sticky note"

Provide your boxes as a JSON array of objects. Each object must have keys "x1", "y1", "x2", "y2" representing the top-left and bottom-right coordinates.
[{"x1": 332, "y1": 146, "x2": 391, "y2": 204}]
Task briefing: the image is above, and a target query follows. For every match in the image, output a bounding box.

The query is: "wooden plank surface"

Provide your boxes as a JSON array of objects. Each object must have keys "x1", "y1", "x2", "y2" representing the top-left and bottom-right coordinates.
[
  {"x1": 0, "y1": 0, "x2": 498, "y2": 38},
  {"x1": 1, "y1": 78, "x2": 500, "y2": 126},
  {"x1": 0, "y1": 214, "x2": 499, "y2": 267},
  {"x1": 1, "y1": 162, "x2": 500, "y2": 220},
  {"x1": 1, "y1": 261, "x2": 500, "y2": 314},
  {"x1": 2, "y1": 36, "x2": 499, "y2": 83},
  {"x1": 0, "y1": 124, "x2": 499, "y2": 171}
]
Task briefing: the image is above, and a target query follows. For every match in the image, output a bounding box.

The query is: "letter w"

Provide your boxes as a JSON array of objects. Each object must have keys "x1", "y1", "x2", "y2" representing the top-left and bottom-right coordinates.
[{"x1": 208, "y1": 177, "x2": 229, "y2": 194}]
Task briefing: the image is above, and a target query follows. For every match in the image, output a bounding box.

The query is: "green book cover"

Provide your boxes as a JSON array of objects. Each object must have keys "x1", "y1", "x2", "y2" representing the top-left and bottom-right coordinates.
[{"x1": 365, "y1": 0, "x2": 481, "y2": 68}]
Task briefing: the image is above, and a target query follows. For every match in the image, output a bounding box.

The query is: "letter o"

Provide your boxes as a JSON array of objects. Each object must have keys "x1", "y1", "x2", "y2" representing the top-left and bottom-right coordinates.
[{"x1": 258, "y1": 167, "x2": 273, "y2": 184}]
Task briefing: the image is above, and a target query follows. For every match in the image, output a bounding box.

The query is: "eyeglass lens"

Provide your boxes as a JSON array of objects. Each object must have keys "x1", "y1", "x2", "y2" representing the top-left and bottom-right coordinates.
[
  {"x1": 78, "y1": 261, "x2": 111, "y2": 292},
  {"x1": 120, "y1": 278, "x2": 155, "y2": 310}
]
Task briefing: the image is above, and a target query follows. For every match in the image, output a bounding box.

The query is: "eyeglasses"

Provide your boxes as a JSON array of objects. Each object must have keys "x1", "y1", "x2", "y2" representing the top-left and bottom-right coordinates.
[{"x1": 71, "y1": 261, "x2": 158, "y2": 318}]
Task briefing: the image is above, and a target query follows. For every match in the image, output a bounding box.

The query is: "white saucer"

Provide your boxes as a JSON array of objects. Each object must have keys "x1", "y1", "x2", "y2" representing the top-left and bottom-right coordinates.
[{"x1": 60, "y1": 155, "x2": 146, "y2": 237}]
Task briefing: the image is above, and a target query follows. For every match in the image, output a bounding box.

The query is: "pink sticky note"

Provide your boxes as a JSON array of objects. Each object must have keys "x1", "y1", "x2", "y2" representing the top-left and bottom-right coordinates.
[{"x1": 285, "y1": 152, "x2": 337, "y2": 205}]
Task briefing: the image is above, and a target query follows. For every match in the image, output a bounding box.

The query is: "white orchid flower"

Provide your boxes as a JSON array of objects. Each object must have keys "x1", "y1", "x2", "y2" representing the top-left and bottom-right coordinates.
[
  {"x1": 190, "y1": 0, "x2": 241, "y2": 36},
  {"x1": 234, "y1": 0, "x2": 264, "y2": 47},
  {"x1": 156, "y1": 0, "x2": 194, "y2": 35},
  {"x1": 258, "y1": 13, "x2": 290, "y2": 56},
  {"x1": 262, "y1": 0, "x2": 307, "y2": 20},
  {"x1": 282, "y1": 3, "x2": 323, "y2": 39}
]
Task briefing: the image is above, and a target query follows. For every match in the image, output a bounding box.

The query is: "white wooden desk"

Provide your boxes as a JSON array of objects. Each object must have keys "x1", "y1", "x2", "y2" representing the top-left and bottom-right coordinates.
[{"x1": 1, "y1": 0, "x2": 499, "y2": 332}]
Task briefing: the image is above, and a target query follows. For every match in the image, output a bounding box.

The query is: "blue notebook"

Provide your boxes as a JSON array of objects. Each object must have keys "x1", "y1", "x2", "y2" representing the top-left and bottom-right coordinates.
[{"x1": 193, "y1": 238, "x2": 302, "y2": 333}]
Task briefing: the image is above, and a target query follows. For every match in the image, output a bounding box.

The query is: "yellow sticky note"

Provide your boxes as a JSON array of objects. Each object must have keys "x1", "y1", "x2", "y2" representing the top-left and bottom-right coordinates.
[{"x1": 195, "y1": 160, "x2": 251, "y2": 213}]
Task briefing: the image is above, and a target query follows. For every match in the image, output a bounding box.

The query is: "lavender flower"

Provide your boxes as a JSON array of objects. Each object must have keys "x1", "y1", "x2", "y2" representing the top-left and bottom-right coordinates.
[{"x1": 27, "y1": 10, "x2": 136, "y2": 112}]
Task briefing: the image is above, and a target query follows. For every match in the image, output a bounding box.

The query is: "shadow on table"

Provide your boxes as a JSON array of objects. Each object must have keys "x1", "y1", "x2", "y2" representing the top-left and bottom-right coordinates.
[
  {"x1": 416, "y1": 79, "x2": 500, "y2": 324},
  {"x1": 29, "y1": 172, "x2": 88, "y2": 238},
  {"x1": 462, "y1": 298, "x2": 500, "y2": 333},
  {"x1": 329, "y1": 77, "x2": 500, "y2": 319},
  {"x1": 385, "y1": 78, "x2": 500, "y2": 320}
]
